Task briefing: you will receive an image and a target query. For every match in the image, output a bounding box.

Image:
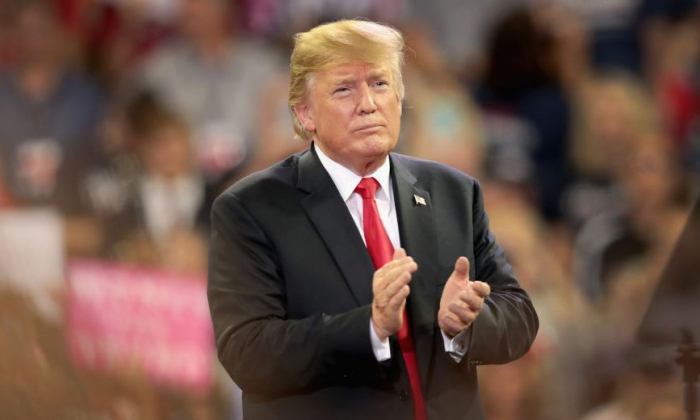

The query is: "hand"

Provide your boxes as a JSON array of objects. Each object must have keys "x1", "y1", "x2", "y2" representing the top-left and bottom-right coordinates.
[
  {"x1": 438, "y1": 257, "x2": 491, "y2": 337},
  {"x1": 371, "y1": 248, "x2": 418, "y2": 341}
]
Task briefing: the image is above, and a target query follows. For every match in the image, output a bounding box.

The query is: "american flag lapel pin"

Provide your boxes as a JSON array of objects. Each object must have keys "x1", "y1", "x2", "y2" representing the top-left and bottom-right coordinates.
[{"x1": 413, "y1": 194, "x2": 426, "y2": 206}]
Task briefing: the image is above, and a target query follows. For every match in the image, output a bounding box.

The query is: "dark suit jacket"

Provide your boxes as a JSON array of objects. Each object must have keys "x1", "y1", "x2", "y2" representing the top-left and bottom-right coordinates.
[{"x1": 208, "y1": 146, "x2": 539, "y2": 420}]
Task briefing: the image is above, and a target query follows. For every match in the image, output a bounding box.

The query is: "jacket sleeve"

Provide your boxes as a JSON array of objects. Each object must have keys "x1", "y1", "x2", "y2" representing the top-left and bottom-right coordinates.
[
  {"x1": 465, "y1": 180, "x2": 539, "y2": 367},
  {"x1": 207, "y1": 192, "x2": 388, "y2": 395}
]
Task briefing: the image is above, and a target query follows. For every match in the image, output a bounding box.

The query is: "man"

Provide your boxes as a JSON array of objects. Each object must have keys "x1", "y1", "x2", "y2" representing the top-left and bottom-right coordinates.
[
  {"x1": 138, "y1": 0, "x2": 290, "y2": 182},
  {"x1": 208, "y1": 20, "x2": 538, "y2": 420}
]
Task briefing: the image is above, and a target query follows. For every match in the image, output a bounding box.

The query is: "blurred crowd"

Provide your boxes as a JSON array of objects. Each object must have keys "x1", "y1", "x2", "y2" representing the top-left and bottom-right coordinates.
[{"x1": 1, "y1": 0, "x2": 699, "y2": 419}]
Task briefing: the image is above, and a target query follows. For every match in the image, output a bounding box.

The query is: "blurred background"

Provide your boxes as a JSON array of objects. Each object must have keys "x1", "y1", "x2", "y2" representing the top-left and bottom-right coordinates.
[{"x1": 0, "y1": 0, "x2": 699, "y2": 419}]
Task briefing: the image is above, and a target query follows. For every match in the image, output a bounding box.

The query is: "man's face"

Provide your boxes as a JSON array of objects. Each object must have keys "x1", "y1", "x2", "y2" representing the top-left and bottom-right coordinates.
[
  {"x1": 178, "y1": 0, "x2": 227, "y2": 41},
  {"x1": 295, "y1": 62, "x2": 402, "y2": 175}
]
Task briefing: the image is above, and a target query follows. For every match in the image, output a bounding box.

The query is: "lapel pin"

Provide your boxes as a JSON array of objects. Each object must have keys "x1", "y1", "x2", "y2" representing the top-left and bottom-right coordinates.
[{"x1": 413, "y1": 194, "x2": 426, "y2": 206}]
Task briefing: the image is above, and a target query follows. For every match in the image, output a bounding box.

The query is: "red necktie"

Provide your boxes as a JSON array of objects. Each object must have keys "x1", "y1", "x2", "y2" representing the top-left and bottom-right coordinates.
[{"x1": 355, "y1": 177, "x2": 426, "y2": 420}]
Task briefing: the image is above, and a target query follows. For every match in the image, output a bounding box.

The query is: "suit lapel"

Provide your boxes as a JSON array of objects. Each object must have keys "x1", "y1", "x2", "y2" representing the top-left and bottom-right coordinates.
[
  {"x1": 391, "y1": 154, "x2": 439, "y2": 392},
  {"x1": 297, "y1": 146, "x2": 375, "y2": 306}
]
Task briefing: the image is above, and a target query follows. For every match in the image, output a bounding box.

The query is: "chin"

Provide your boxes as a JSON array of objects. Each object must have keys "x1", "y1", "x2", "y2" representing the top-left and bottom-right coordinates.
[{"x1": 358, "y1": 134, "x2": 395, "y2": 155}]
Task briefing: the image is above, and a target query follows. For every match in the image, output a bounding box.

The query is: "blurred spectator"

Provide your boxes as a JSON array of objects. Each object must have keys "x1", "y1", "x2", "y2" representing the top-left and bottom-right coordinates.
[
  {"x1": 0, "y1": 0, "x2": 106, "y2": 257},
  {"x1": 640, "y1": 0, "x2": 700, "y2": 78},
  {"x1": 580, "y1": 190, "x2": 687, "y2": 413},
  {"x1": 561, "y1": 0, "x2": 645, "y2": 74},
  {"x1": 102, "y1": 93, "x2": 208, "y2": 275},
  {"x1": 400, "y1": 22, "x2": 485, "y2": 177},
  {"x1": 406, "y1": 0, "x2": 526, "y2": 78},
  {"x1": 566, "y1": 71, "x2": 662, "y2": 227},
  {"x1": 647, "y1": 6, "x2": 700, "y2": 155},
  {"x1": 581, "y1": 347, "x2": 683, "y2": 420},
  {"x1": 646, "y1": 4, "x2": 700, "y2": 166},
  {"x1": 247, "y1": 70, "x2": 309, "y2": 173},
  {"x1": 572, "y1": 127, "x2": 690, "y2": 302},
  {"x1": 566, "y1": 72, "x2": 692, "y2": 412},
  {"x1": 476, "y1": 6, "x2": 573, "y2": 221},
  {"x1": 81, "y1": 0, "x2": 176, "y2": 88},
  {"x1": 595, "y1": 142, "x2": 688, "y2": 346},
  {"x1": 556, "y1": 0, "x2": 700, "y2": 80},
  {"x1": 482, "y1": 188, "x2": 595, "y2": 419},
  {"x1": 135, "y1": 0, "x2": 289, "y2": 189},
  {"x1": 238, "y1": 0, "x2": 407, "y2": 41},
  {"x1": 532, "y1": 0, "x2": 592, "y2": 94},
  {"x1": 0, "y1": 0, "x2": 105, "y2": 211}
]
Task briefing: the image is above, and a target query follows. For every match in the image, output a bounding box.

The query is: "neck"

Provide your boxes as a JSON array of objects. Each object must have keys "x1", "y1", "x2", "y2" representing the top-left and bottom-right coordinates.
[
  {"x1": 355, "y1": 159, "x2": 386, "y2": 177},
  {"x1": 314, "y1": 142, "x2": 387, "y2": 177}
]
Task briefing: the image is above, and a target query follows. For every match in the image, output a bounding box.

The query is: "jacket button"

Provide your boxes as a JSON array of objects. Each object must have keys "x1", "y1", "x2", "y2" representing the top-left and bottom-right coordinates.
[{"x1": 399, "y1": 390, "x2": 409, "y2": 401}]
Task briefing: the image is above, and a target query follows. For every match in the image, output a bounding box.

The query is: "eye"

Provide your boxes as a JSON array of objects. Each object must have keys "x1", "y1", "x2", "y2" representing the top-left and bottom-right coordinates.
[
  {"x1": 374, "y1": 80, "x2": 390, "y2": 89},
  {"x1": 333, "y1": 86, "x2": 350, "y2": 94}
]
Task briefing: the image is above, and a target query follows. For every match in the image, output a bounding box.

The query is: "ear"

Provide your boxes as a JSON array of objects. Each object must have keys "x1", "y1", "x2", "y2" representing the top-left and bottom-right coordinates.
[
  {"x1": 393, "y1": 89, "x2": 403, "y2": 117},
  {"x1": 293, "y1": 103, "x2": 316, "y2": 133}
]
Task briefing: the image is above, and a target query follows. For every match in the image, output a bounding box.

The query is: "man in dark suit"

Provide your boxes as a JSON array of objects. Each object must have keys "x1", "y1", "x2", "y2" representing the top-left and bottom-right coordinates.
[{"x1": 208, "y1": 19, "x2": 538, "y2": 420}]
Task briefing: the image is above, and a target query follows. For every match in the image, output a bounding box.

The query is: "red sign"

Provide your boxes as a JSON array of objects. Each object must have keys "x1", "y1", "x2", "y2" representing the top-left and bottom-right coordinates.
[{"x1": 67, "y1": 260, "x2": 214, "y2": 393}]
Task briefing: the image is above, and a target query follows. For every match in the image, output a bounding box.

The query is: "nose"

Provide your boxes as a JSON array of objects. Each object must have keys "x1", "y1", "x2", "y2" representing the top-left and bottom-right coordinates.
[{"x1": 357, "y1": 83, "x2": 377, "y2": 114}]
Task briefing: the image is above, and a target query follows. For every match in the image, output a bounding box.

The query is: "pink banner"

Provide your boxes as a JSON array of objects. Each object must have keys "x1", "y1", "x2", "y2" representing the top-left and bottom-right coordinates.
[{"x1": 67, "y1": 260, "x2": 214, "y2": 393}]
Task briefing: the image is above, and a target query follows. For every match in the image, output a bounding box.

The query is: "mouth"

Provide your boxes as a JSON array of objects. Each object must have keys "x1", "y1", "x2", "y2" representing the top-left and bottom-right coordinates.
[{"x1": 354, "y1": 124, "x2": 384, "y2": 133}]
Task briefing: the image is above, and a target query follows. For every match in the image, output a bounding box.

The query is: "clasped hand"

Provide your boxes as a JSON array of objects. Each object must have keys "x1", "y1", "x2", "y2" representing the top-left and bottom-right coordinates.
[
  {"x1": 437, "y1": 256, "x2": 490, "y2": 337},
  {"x1": 371, "y1": 248, "x2": 416, "y2": 341},
  {"x1": 371, "y1": 249, "x2": 490, "y2": 341}
]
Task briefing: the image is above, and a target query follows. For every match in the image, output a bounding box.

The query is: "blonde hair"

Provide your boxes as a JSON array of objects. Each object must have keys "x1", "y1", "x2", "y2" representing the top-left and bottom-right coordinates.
[{"x1": 288, "y1": 19, "x2": 406, "y2": 141}]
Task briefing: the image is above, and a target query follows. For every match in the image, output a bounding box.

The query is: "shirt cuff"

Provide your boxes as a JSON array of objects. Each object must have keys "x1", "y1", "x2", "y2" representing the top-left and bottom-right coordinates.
[
  {"x1": 370, "y1": 320, "x2": 391, "y2": 362},
  {"x1": 441, "y1": 327, "x2": 471, "y2": 362}
]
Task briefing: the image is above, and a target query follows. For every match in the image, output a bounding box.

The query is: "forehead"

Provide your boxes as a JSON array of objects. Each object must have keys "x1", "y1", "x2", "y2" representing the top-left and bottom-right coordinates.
[{"x1": 314, "y1": 62, "x2": 390, "y2": 84}]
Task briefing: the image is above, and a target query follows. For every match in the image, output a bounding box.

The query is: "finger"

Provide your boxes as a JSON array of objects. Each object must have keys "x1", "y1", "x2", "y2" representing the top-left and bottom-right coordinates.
[
  {"x1": 393, "y1": 248, "x2": 407, "y2": 260},
  {"x1": 452, "y1": 256, "x2": 470, "y2": 281},
  {"x1": 375, "y1": 260, "x2": 418, "y2": 291},
  {"x1": 458, "y1": 292, "x2": 484, "y2": 313},
  {"x1": 381, "y1": 271, "x2": 412, "y2": 301},
  {"x1": 471, "y1": 281, "x2": 491, "y2": 298},
  {"x1": 378, "y1": 255, "x2": 416, "y2": 275},
  {"x1": 457, "y1": 290, "x2": 484, "y2": 311},
  {"x1": 448, "y1": 300, "x2": 478, "y2": 325},
  {"x1": 440, "y1": 312, "x2": 468, "y2": 336},
  {"x1": 375, "y1": 259, "x2": 417, "y2": 291},
  {"x1": 388, "y1": 285, "x2": 410, "y2": 311}
]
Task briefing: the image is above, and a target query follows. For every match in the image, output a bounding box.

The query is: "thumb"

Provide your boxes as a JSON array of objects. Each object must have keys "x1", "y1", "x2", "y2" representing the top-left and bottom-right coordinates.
[
  {"x1": 453, "y1": 256, "x2": 470, "y2": 281},
  {"x1": 393, "y1": 247, "x2": 407, "y2": 260}
]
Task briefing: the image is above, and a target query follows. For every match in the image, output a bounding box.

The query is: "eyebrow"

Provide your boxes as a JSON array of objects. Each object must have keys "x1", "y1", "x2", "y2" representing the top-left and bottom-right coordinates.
[
  {"x1": 330, "y1": 69, "x2": 390, "y2": 86},
  {"x1": 332, "y1": 78, "x2": 355, "y2": 86}
]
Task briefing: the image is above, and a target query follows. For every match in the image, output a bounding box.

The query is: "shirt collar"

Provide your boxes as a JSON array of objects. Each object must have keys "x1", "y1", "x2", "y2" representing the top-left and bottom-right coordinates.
[{"x1": 314, "y1": 143, "x2": 392, "y2": 202}]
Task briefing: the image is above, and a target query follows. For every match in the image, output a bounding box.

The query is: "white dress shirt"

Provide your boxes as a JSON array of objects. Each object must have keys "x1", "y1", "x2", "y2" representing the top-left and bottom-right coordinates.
[
  {"x1": 140, "y1": 173, "x2": 204, "y2": 243},
  {"x1": 315, "y1": 146, "x2": 469, "y2": 363}
]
